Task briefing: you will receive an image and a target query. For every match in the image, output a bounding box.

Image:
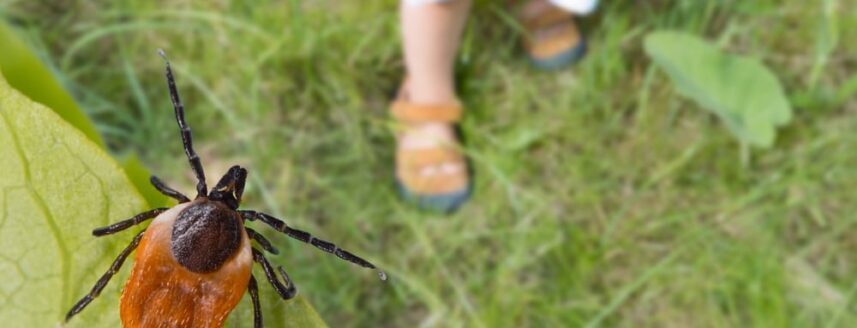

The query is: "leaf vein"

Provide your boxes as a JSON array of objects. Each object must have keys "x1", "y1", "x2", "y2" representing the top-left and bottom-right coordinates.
[{"x1": 0, "y1": 110, "x2": 71, "y2": 317}]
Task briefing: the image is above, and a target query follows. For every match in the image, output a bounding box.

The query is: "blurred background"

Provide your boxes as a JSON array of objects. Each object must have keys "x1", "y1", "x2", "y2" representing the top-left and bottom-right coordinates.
[{"x1": 0, "y1": 0, "x2": 855, "y2": 326}]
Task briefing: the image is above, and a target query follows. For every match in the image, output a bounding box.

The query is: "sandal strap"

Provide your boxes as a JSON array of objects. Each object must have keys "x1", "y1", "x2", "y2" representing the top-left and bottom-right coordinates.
[
  {"x1": 390, "y1": 100, "x2": 463, "y2": 124},
  {"x1": 390, "y1": 99, "x2": 469, "y2": 194},
  {"x1": 399, "y1": 169, "x2": 469, "y2": 195},
  {"x1": 396, "y1": 148, "x2": 469, "y2": 194},
  {"x1": 526, "y1": 21, "x2": 580, "y2": 58},
  {"x1": 397, "y1": 147, "x2": 464, "y2": 169},
  {"x1": 520, "y1": 6, "x2": 571, "y2": 31}
]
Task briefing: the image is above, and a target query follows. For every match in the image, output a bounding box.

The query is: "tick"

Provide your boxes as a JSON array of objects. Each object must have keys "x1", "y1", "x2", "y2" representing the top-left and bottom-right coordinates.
[{"x1": 64, "y1": 50, "x2": 385, "y2": 327}]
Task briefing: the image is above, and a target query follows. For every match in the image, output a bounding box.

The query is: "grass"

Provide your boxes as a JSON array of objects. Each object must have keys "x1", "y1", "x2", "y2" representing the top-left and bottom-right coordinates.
[{"x1": 2, "y1": 0, "x2": 856, "y2": 326}]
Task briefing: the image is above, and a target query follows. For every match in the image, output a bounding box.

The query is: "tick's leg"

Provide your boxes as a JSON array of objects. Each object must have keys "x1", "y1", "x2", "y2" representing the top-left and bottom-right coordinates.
[
  {"x1": 150, "y1": 176, "x2": 190, "y2": 203},
  {"x1": 242, "y1": 211, "x2": 381, "y2": 271},
  {"x1": 92, "y1": 208, "x2": 168, "y2": 236},
  {"x1": 246, "y1": 227, "x2": 278, "y2": 254},
  {"x1": 248, "y1": 275, "x2": 263, "y2": 328},
  {"x1": 158, "y1": 49, "x2": 207, "y2": 198},
  {"x1": 252, "y1": 248, "x2": 296, "y2": 300},
  {"x1": 66, "y1": 230, "x2": 145, "y2": 322}
]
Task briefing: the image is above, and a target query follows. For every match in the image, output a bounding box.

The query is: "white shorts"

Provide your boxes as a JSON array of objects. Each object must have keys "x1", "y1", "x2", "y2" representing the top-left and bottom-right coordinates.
[{"x1": 404, "y1": 0, "x2": 598, "y2": 15}]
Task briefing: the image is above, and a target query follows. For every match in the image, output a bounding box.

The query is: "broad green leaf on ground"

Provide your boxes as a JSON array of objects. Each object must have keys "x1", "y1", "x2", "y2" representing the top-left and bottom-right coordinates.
[
  {"x1": 0, "y1": 74, "x2": 326, "y2": 327},
  {"x1": 644, "y1": 31, "x2": 792, "y2": 148},
  {"x1": 0, "y1": 21, "x2": 165, "y2": 207}
]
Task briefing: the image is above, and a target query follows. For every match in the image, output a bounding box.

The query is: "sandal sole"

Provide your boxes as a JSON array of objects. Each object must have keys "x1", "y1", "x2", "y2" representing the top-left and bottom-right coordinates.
[
  {"x1": 529, "y1": 38, "x2": 587, "y2": 70},
  {"x1": 396, "y1": 179, "x2": 472, "y2": 214}
]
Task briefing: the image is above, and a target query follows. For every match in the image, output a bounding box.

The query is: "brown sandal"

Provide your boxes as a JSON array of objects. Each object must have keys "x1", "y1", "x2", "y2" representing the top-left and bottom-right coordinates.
[
  {"x1": 519, "y1": 1, "x2": 587, "y2": 69},
  {"x1": 390, "y1": 100, "x2": 472, "y2": 212}
]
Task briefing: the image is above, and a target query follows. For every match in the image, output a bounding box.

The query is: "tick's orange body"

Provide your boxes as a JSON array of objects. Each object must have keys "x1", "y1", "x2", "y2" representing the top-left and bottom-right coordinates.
[{"x1": 120, "y1": 203, "x2": 252, "y2": 327}]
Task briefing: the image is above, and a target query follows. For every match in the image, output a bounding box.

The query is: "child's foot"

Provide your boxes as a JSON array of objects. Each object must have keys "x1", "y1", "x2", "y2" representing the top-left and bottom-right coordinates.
[
  {"x1": 391, "y1": 84, "x2": 471, "y2": 213},
  {"x1": 519, "y1": 0, "x2": 587, "y2": 70}
]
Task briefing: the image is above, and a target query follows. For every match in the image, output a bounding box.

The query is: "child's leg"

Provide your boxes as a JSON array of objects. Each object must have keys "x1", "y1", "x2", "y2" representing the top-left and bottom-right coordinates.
[
  {"x1": 397, "y1": 0, "x2": 471, "y2": 153},
  {"x1": 393, "y1": 0, "x2": 473, "y2": 212},
  {"x1": 400, "y1": 0, "x2": 472, "y2": 104}
]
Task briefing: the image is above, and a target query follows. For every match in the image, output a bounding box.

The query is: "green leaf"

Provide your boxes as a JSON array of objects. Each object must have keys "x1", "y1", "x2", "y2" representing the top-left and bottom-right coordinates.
[
  {"x1": 644, "y1": 31, "x2": 792, "y2": 148},
  {"x1": 0, "y1": 21, "x2": 166, "y2": 207},
  {"x1": 227, "y1": 293, "x2": 328, "y2": 328},
  {"x1": 0, "y1": 72, "x2": 147, "y2": 326},
  {"x1": 0, "y1": 22, "x2": 104, "y2": 147},
  {"x1": 0, "y1": 74, "x2": 326, "y2": 327},
  {"x1": 118, "y1": 153, "x2": 170, "y2": 208}
]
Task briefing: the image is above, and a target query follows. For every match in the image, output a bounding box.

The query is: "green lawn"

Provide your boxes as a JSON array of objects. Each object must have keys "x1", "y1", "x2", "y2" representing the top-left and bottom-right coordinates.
[{"x1": 2, "y1": 0, "x2": 856, "y2": 326}]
